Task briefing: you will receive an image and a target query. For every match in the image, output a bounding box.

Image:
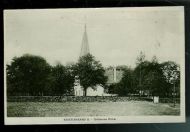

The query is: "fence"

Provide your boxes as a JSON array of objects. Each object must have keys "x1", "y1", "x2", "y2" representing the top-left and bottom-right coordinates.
[
  {"x1": 159, "y1": 98, "x2": 180, "y2": 103},
  {"x1": 7, "y1": 96, "x2": 180, "y2": 103},
  {"x1": 7, "y1": 96, "x2": 151, "y2": 102}
]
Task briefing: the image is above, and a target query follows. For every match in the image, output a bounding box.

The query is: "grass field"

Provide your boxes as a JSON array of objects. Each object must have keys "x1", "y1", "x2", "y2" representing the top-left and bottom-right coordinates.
[{"x1": 7, "y1": 101, "x2": 180, "y2": 117}]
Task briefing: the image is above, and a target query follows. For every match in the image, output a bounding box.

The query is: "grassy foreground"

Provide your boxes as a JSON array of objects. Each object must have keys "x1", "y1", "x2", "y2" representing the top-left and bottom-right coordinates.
[{"x1": 7, "y1": 101, "x2": 180, "y2": 117}]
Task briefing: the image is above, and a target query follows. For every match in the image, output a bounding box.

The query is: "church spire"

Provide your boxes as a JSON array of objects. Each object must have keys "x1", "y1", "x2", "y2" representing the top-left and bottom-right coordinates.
[{"x1": 80, "y1": 24, "x2": 90, "y2": 57}]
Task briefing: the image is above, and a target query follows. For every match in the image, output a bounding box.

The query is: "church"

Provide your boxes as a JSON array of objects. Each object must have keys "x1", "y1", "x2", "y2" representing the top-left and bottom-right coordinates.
[{"x1": 74, "y1": 25, "x2": 124, "y2": 96}]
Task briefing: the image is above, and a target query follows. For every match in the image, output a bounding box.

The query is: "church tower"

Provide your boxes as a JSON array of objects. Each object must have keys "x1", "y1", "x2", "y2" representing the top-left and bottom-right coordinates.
[
  {"x1": 74, "y1": 24, "x2": 90, "y2": 96},
  {"x1": 80, "y1": 24, "x2": 90, "y2": 57}
]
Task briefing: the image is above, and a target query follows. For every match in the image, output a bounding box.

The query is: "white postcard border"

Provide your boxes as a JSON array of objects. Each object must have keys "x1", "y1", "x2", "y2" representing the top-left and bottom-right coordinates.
[{"x1": 4, "y1": 6, "x2": 186, "y2": 125}]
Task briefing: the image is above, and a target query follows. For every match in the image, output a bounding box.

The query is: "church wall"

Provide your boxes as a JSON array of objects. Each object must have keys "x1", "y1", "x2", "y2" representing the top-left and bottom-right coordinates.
[
  {"x1": 116, "y1": 68, "x2": 123, "y2": 83},
  {"x1": 86, "y1": 85, "x2": 104, "y2": 96},
  {"x1": 105, "y1": 66, "x2": 124, "y2": 84},
  {"x1": 105, "y1": 67, "x2": 114, "y2": 84}
]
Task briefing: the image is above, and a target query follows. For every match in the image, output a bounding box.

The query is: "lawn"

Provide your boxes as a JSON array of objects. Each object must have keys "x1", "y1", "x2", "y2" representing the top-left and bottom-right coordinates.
[{"x1": 7, "y1": 101, "x2": 180, "y2": 117}]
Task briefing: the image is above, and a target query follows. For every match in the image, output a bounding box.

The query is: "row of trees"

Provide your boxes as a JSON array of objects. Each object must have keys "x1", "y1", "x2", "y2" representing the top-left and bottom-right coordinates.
[
  {"x1": 6, "y1": 55, "x2": 74, "y2": 96},
  {"x1": 6, "y1": 54, "x2": 107, "y2": 96},
  {"x1": 108, "y1": 52, "x2": 180, "y2": 97},
  {"x1": 6, "y1": 52, "x2": 180, "y2": 97}
]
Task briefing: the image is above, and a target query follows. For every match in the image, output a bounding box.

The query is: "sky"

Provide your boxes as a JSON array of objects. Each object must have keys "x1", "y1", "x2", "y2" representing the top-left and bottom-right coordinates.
[{"x1": 4, "y1": 7, "x2": 184, "y2": 68}]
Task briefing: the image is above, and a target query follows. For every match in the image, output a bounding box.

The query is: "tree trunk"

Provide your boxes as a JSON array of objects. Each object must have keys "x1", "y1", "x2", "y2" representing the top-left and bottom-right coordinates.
[{"x1": 84, "y1": 88, "x2": 87, "y2": 96}]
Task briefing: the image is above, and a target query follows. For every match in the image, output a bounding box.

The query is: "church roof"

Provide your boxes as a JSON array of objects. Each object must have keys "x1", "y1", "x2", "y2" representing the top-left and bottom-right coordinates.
[{"x1": 80, "y1": 24, "x2": 90, "y2": 57}]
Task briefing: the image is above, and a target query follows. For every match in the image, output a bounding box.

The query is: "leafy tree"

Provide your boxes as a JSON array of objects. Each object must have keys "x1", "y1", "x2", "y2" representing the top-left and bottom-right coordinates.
[
  {"x1": 107, "y1": 83, "x2": 117, "y2": 94},
  {"x1": 134, "y1": 56, "x2": 168, "y2": 97},
  {"x1": 51, "y1": 64, "x2": 75, "y2": 95},
  {"x1": 115, "y1": 67, "x2": 135, "y2": 96},
  {"x1": 76, "y1": 53, "x2": 107, "y2": 96},
  {"x1": 161, "y1": 61, "x2": 180, "y2": 97},
  {"x1": 6, "y1": 54, "x2": 51, "y2": 96},
  {"x1": 144, "y1": 70, "x2": 166, "y2": 97},
  {"x1": 143, "y1": 56, "x2": 165, "y2": 96},
  {"x1": 134, "y1": 60, "x2": 150, "y2": 96},
  {"x1": 135, "y1": 51, "x2": 146, "y2": 96}
]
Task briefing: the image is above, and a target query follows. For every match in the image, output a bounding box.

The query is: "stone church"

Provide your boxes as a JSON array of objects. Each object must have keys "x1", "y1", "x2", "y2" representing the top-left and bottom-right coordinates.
[{"x1": 74, "y1": 25, "x2": 124, "y2": 96}]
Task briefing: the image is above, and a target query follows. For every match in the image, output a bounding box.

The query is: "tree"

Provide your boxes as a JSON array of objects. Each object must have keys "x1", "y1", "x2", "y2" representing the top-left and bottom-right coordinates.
[
  {"x1": 51, "y1": 64, "x2": 75, "y2": 95},
  {"x1": 75, "y1": 53, "x2": 107, "y2": 96},
  {"x1": 136, "y1": 51, "x2": 145, "y2": 65},
  {"x1": 6, "y1": 54, "x2": 51, "y2": 96},
  {"x1": 144, "y1": 56, "x2": 165, "y2": 97},
  {"x1": 134, "y1": 56, "x2": 167, "y2": 97},
  {"x1": 135, "y1": 51, "x2": 146, "y2": 96},
  {"x1": 115, "y1": 67, "x2": 135, "y2": 96},
  {"x1": 134, "y1": 61, "x2": 150, "y2": 96},
  {"x1": 144, "y1": 70, "x2": 166, "y2": 97},
  {"x1": 161, "y1": 61, "x2": 180, "y2": 97}
]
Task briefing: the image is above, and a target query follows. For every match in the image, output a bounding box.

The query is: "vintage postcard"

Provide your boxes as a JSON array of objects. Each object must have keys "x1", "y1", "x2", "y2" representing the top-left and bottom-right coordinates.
[{"x1": 4, "y1": 6, "x2": 185, "y2": 124}]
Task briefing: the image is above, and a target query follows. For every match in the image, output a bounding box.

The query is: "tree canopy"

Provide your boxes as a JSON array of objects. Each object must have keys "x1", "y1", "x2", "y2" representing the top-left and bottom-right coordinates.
[
  {"x1": 75, "y1": 53, "x2": 107, "y2": 96},
  {"x1": 6, "y1": 53, "x2": 180, "y2": 98},
  {"x1": 116, "y1": 53, "x2": 180, "y2": 97},
  {"x1": 6, "y1": 54, "x2": 51, "y2": 96},
  {"x1": 51, "y1": 64, "x2": 75, "y2": 95}
]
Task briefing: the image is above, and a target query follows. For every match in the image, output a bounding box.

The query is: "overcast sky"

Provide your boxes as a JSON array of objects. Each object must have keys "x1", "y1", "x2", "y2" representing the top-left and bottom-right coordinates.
[{"x1": 4, "y1": 7, "x2": 184, "y2": 68}]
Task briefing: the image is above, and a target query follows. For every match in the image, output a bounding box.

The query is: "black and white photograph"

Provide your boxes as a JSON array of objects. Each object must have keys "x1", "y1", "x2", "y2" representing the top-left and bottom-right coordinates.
[{"x1": 4, "y1": 7, "x2": 185, "y2": 124}]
